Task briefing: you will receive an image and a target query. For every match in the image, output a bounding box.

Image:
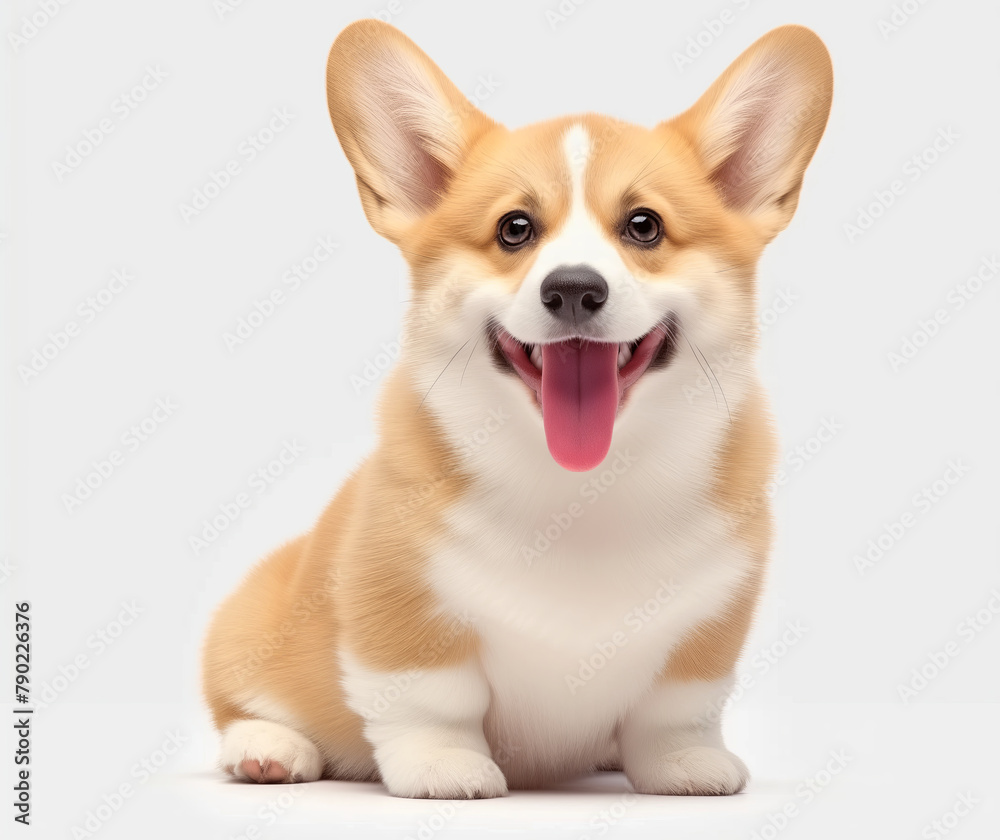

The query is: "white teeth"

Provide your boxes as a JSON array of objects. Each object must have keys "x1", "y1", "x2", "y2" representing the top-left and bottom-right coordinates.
[
  {"x1": 529, "y1": 344, "x2": 543, "y2": 370},
  {"x1": 617, "y1": 342, "x2": 632, "y2": 369}
]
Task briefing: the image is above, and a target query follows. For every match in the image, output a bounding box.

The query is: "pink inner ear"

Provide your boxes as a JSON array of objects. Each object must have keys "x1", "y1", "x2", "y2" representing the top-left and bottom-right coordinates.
[
  {"x1": 712, "y1": 104, "x2": 774, "y2": 209},
  {"x1": 701, "y1": 58, "x2": 809, "y2": 214},
  {"x1": 400, "y1": 126, "x2": 449, "y2": 212},
  {"x1": 347, "y1": 47, "x2": 468, "y2": 218}
]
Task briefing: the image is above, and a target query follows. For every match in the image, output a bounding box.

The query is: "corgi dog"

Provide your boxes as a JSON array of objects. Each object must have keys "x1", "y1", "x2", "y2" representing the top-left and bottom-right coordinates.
[{"x1": 202, "y1": 20, "x2": 832, "y2": 798}]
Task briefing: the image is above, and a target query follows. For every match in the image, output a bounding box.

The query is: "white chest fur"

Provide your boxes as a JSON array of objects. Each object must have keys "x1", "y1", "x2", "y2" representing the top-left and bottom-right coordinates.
[{"x1": 426, "y1": 427, "x2": 751, "y2": 782}]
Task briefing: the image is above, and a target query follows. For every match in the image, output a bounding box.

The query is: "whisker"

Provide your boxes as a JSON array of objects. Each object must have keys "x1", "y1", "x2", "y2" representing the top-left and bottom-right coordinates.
[
  {"x1": 623, "y1": 140, "x2": 670, "y2": 195},
  {"x1": 460, "y1": 334, "x2": 481, "y2": 386},
  {"x1": 416, "y1": 336, "x2": 473, "y2": 414},
  {"x1": 693, "y1": 339, "x2": 732, "y2": 426},
  {"x1": 683, "y1": 334, "x2": 717, "y2": 411}
]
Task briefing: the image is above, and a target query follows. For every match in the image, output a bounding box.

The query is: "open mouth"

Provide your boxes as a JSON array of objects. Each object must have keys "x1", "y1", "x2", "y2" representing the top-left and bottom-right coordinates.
[{"x1": 491, "y1": 317, "x2": 678, "y2": 472}]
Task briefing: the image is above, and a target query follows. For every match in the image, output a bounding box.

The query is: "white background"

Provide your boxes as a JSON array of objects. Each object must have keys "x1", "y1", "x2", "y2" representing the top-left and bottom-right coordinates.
[{"x1": 3, "y1": 0, "x2": 999, "y2": 837}]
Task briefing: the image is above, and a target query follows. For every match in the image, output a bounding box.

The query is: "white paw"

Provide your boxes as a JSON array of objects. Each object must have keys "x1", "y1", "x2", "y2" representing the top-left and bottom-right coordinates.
[
  {"x1": 627, "y1": 746, "x2": 748, "y2": 796},
  {"x1": 220, "y1": 719, "x2": 323, "y2": 783},
  {"x1": 380, "y1": 748, "x2": 508, "y2": 799}
]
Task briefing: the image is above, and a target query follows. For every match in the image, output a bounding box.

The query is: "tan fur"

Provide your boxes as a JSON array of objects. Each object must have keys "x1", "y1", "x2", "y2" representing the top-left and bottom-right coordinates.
[
  {"x1": 202, "y1": 370, "x2": 484, "y2": 777},
  {"x1": 202, "y1": 20, "x2": 831, "y2": 785},
  {"x1": 663, "y1": 385, "x2": 778, "y2": 682}
]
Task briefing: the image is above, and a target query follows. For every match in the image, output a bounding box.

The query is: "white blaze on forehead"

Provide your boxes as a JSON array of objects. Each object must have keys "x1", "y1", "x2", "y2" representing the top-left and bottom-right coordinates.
[
  {"x1": 526, "y1": 121, "x2": 612, "y2": 274},
  {"x1": 563, "y1": 123, "x2": 591, "y2": 208},
  {"x1": 545, "y1": 122, "x2": 617, "y2": 280}
]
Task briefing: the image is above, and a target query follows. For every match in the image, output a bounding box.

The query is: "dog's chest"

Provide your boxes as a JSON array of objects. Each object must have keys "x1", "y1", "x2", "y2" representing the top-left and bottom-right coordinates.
[{"x1": 428, "y1": 474, "x2": 748, "y2": 776}]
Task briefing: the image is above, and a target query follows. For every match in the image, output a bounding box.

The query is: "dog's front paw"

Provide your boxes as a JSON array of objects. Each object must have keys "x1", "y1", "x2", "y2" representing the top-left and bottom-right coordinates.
[
  {"x1": 381, "y1": 748, "x2": 508, "y2": 799},
  {"x1": 626, "y1": 746, "x2": 748, "y2": 796}
]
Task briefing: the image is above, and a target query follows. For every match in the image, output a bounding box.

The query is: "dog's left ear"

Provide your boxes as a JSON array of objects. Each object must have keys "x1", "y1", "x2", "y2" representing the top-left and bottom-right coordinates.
[
  {"x1": 671, "y1": 25, "x2": 833, "y2": 239},
  {"x1": 326, "y1": 20, "x2": 495, "y2": 244}
]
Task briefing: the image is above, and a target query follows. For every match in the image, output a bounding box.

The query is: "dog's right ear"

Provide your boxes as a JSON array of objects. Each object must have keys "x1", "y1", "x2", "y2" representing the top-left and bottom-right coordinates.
[{"x1": 326, "y1": 21, "x2": 495, "y2": 243}]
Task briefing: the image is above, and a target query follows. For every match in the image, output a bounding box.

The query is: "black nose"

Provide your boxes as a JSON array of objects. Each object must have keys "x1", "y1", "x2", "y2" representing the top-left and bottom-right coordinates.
[{"x1": 540, "y1": 265, "x2": 608, "y2": 322}]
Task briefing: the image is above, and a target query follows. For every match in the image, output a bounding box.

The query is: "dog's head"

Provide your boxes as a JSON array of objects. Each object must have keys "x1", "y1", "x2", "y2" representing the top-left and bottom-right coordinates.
[{"x1": 326, "y1": 21, "x2": 831, "y2": 474}]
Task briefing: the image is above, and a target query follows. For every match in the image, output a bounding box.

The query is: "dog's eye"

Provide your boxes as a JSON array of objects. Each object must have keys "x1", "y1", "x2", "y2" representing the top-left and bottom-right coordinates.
[
  {"x1": 497, "y1": 213, "x2": 533, "y2": 248},
  {"x1": 624, "y1": 210, "x2": 662, "y2": 245}
]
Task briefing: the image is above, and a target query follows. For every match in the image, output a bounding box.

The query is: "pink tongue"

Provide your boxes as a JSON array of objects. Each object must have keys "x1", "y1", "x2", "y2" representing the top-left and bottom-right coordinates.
[{"x1": 541, "y1": 341, "x2": 620, "y2": 471}]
